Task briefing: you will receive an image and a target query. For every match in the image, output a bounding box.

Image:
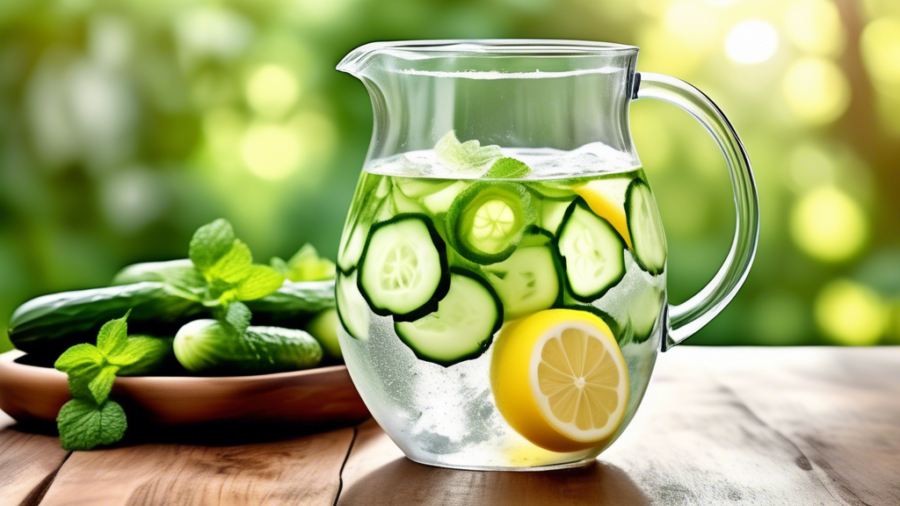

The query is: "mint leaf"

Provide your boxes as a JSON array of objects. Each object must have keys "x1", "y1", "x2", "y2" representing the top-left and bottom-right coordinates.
[
  {"x1": 55, "y1": 344, "x2": 105, "y2": 373},
  {"x1": 205, "y1": 240, "x2": 253, "y2": 284},
  {"x1": 108, "y1": 337, "x2": 166, "y2": 368},
  {"x1": 219, "y1": 301, "x2": 251, "y2": 336},
  {"x1": 484, "y1": 157, "x2": 531, "y2": 179},
  {"x1": 235, "y1": 265, "x2": 285, "y2": 301},
  {"x1": 95, "y1": 311, "x2": 130, "y2": 356},
  {"x1": 189, "y1": 219, "x2": 236, "y2": 273},
  {"x1": 87, "y1": 365, "x2": 119, "y2": 404},
  {"x1": 57, "y1": 399, "x2": 127, "y2": 451},
  {"x1": 67, "y1": 365, "x2": 104, "y2": 400},
  {"x1": 435, "y1": 131, "x2": 502, "y2": 173},
  {"x1": 274, "y1": 244, "x2": 336, "y2": 282}
]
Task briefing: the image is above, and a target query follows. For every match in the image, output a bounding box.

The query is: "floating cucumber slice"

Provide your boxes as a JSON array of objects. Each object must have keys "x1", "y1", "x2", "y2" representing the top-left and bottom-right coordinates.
[
  {"x1": 422, "y1": 181, "x2": 470, "y2": 215},
  {"x1": 394, "y1": 269, "x2": 502, "y2": 366},
  {"x1": 391, "y1": 186, "x2": 427, "y2": 214},
  {"x1": 626, "y1": 179, "x2": 667, "y2": 275},
  {"x1": 395, "y1": 177, "x2": 454, "y2": 199},
  {"x1": 336, "y1": 270, "x2": 370, "y2": 340},
  {"x1": 358, "y1": 214, "x2": 450, "y2": 321},
  {"x1": 338, "y1": 174, "x2": 391, "y2": 273},
  {"x1": 539, "y1": 197, "x2": 575, "y2": 236},
  {"x1": 628, "y1": 286, "x2": 664, "y2": 343},
  {"x1": 557, "y1": 199, "x2": 626, "y2": 302},
  {"x1": 526, "y1": 181, "x2": 576, "y2": 199},
  {"x1": 447, "y1": 182, "x2": 536, "y2": 265},
  {"x1": 483, "y1": 229, "x2": 563, "y2": 321}
]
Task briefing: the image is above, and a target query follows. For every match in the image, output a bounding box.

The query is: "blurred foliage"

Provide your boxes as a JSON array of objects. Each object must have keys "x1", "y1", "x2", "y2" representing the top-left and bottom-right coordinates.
[{"x1": 1, "y1": 0, "x2": 899, "y2": 351}]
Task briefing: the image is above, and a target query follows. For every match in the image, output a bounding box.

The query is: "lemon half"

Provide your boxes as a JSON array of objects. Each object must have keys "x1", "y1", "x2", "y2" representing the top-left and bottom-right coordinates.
[{"x1": 491, "y1": 309, "x2": 629, "y2": 452}]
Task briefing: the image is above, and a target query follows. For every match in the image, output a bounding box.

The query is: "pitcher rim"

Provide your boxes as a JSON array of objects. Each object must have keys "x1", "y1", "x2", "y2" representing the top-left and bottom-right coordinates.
[{"x1": 337, "y1": 39, "x2": 638, "y2": 75}]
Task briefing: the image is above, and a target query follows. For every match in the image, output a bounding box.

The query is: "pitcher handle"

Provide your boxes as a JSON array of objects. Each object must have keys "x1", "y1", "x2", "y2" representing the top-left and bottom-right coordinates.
[{"x1": 633, "y1": 73, "x2": 759, "y2": 351}]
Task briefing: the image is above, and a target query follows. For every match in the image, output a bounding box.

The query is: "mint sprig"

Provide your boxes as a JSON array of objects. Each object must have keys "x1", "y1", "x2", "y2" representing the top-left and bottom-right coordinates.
[
  {"x1": 484, "y1": 157, "x2": 531, "y2": 179},
  {"x1": 270, "y1": 243, "x2": 336, "y2": 282},
  {"x1": 54, "y1": 312, "x2": 159, "y2": 450},
  {"x1": 434, "y1": 131, "x2": 503, "y2": 174},
  {"x1": 189, "y1": 219, "x2": 285, "y2": 307}
]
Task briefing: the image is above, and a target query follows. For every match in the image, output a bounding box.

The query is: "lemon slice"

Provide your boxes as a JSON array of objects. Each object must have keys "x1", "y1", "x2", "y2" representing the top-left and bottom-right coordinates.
[
  {"x1": 491, "y1": 309, "x2": 629, "y2": 452},
  {"x1": 573, "y1": 178, "x2": 633, "y2": 249}
]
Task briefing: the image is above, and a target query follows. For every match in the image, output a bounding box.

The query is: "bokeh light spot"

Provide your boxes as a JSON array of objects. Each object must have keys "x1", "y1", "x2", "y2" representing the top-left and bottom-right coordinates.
[
  {"x1": 664, "y1": 1, "x2": 721, "y2": 50},
  {"x1": 246, "y1": 65, "x2": 300, "y2": 118},
  {"x1": 240, "y1": 123, "x2": 302, "y2": 180},
  {"x1": 790, "y1": 187, "x2": 867, "y2": 262},
  {"x1": 782, "y1": 57, "x2": 851, "y2": 125},
  {"x1": 860, "y1": 17, "x2": 900, "y2": 89},
  {"x1": 815, "y1": 279, "x2": 888, "y2": 345},
  {"x1": 783, "y1": 0, "x2": 846, "y2": 56},
  {"x1": 726, "y1": 20, "x2": 779, "y2": 65},
  {"x1": 786, "y1": 142, "x2": 836, "y2": 192}
]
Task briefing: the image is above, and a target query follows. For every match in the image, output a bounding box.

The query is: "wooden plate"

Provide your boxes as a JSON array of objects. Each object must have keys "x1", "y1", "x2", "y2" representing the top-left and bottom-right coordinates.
[{"x1": 0, "y1": 350, "x2": 369, "y2": 427}]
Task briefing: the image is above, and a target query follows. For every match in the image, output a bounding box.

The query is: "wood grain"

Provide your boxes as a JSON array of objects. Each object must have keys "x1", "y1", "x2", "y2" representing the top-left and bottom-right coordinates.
[
  {"x1": 338, "y1": 348, "x2": 900, "y2": 506},
  {"x1": 38, "y1": 428, "x2": 355, "y2": 506},
  {"x1": 0, "y1": 413, "x2": 71, "y2": 506}
]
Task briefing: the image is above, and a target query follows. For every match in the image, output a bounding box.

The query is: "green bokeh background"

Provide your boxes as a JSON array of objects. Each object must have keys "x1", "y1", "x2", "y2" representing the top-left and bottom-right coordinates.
[{"x1": 2, "y1": 0, "x2": 899, "y2": 351}]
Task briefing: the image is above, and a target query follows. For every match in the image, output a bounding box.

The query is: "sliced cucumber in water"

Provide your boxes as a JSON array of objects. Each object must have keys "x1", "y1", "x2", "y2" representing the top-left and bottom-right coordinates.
[
  {"x1": 447, "y1": 182, "x2": 536, "y2": 265},
  {"x1": 557, "y1": 199, "x2": 626, "y2": 302},
  {"x1": 538, "y1": 197, "x2": 575, "y2": 236},
  {"x1": 395, "y1": 177, "x2": 454, "y2": 199},
  {"x1": 336, "y1": 270, "x2": 370, "y2": 340},
  {"x1": 391, "y1": 185, "x2": 426, "y2": 214},
  {"x1": 626, "y1": 179, "x2": 667, "y2": 276},
  {"x1": 483, "y1": 229, "x2": 562, "y2": 321},
  {"x1": 628, "y1": 286, "x2": 664, "y2": 343},
  {"x1": 358, "y1": 214, "x2": 450, "y2": 321},
  {"x1": 338, "y1": 174, "x2": 392, "y2": 273},
  {"x1": 421, "y1": 180, "x2": 470, "y2": 215},
  {"x1": 394, "y1": 269, "x2": 502, "y2": 366}
]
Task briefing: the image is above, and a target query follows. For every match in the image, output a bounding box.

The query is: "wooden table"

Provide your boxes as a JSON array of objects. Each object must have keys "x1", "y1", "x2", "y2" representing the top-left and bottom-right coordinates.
[{"x1": 2, "y1": 347, "x2": 898, "y2": 506}]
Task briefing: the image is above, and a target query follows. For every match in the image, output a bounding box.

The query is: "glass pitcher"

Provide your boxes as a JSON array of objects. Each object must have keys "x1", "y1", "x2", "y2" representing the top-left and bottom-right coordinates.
[{"x1": 334, "y1": 40, "x2": 758, "y2": 471}]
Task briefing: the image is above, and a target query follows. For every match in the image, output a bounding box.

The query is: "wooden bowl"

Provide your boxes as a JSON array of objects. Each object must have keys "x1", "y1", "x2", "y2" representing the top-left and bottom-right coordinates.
[{"x1": 0, "y1": 350, "x2": 369, "y2": 427}]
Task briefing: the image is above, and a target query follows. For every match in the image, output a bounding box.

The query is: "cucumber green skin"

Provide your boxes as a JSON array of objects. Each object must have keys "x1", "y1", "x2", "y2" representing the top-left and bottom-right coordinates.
[
  {"x1": 394, "y1": 268, "x2": 503, "y2": 367},
  {"x1": 176, "y1": 322, "x2": 323, "y2": 376},
  {"x1": 245, "y1": 280, "x2": 335, "y2": 325},
  {"x1": 304, "y1": 308, "x2": 342, "y2": 360},
  {"x1": 625, "y1": 179, "x2": 667, "y2": 276},
  {"x1": 446, "y1": 182, "x2": 536, "y2": 265},
  {"x1": 556, "y1": 198, "x2": 628, "y2": 303},
  {"x1": 111, "y1": 259, "x2": 198, "y2": 285},
  {"x1": 8, "y1": 282, "x2": 205, "y2": 358},
  {"x1": 357, "y1": 214, "x2": 451, "y2": 322}
]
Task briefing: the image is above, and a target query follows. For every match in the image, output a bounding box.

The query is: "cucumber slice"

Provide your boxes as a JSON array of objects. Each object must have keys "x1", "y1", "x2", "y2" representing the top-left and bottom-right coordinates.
[
  {"x1": 394, "y1": 269, "x2": 502, "y2": 366},
  {"x1": 447, "y1": 182, "x2": 536, "y2": 265},
  {"x1": 626, "y1": 179, "x2": 667, "y2": 275},
  {"x1": 422, "y1": 180, "x2": 470, "y2": 215},
  {"x1": 539, "y1": 197, "x2": 575, "y2": 236},
  {"x1": 338, "y1": 174, "x2": 391, "y2": 273},
  {"x1": 526, "y1": 181, "x2": 575, "y2": 199},
  {"x1": 557, "y1": 199, "x2": 626, "y2": 302},
  {"x1": 628, "y1": 287, "x2": 664, "y2": 343},
  {"x1": 391, "y1": 186, "x2": 427, "y2": 214},
  {"x1": 483, "y1": 229, "x2": 563, "y2": 321},
  {"x1": 358, "y1": 214, "x2": 450, "y2": 321},
  {"x1": 395, "y1": 177, "x2": 454, "y2": 199},
  {"x1": 336, "y1": 271, "x2": 370, "y2": 340}
]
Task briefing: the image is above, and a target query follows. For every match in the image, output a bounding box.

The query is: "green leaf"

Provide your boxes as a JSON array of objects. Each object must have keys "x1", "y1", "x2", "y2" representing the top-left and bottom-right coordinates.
[
  {"x1": 55, "y1": 344, "x2": 105, "y2": 373},
  {"x1": 206, "y1": 240, "x2": 253, "y2": 284},
  {"x1": 57, "y1": 399, "x2": 127, "y2": 451},
  {"x1": 107, "y1": 337, "x2": 167, "y2": 368},
  {"x1": 434, "y1": 131, "x2": 502, "y2": 174},
  {"x1": 236, "y1": 265, "x2": 285, "y2": 301},
  {"x1": 95, "y1": 311, "x2": 131, "y2": 356},
  {"x1": 276, "y1": 244, "x2": 336, "y2": 282},
  {"x1": 219, "y1": 301, "x2": 251, "y2": 337},
  {"x1": 189, "y1": 219, "x2": 236, "y2": 273},
  {"x1": 67, "y1": 364, "x2": 104, "y2": 400},
  {"x1": 484, "y1": 157, "x2": 531, "y2": 179},
  {"x1": 87, "y1": 365, "x2": 119, "y2": 405}
]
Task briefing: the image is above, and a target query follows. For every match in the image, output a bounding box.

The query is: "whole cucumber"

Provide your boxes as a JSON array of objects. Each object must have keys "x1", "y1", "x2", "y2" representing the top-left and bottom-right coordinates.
[
  {"x1": 8, "y1": 282, "x2": 205, "y2": 357},
  {"x1": 111, "y1": 259, "x2": 198, "y2": 285},
  {"x1": 174, "y1": 320, "x2": 322, "y2": 375}
]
